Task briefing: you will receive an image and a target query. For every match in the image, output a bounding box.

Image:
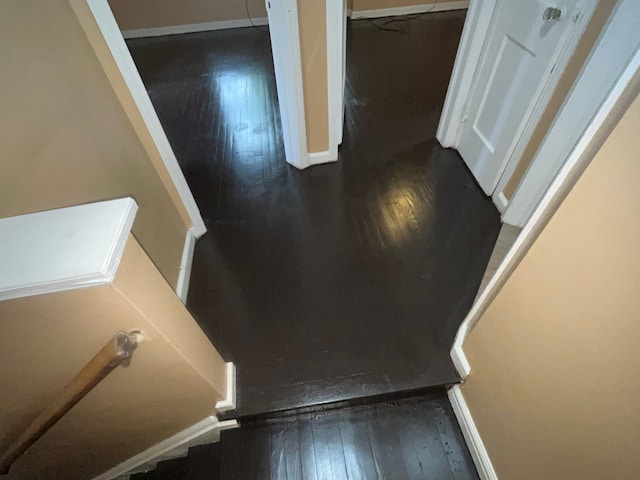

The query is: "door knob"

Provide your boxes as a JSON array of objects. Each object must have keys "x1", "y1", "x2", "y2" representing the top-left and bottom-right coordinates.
[{"x1": 543, "y1": 7, "x2": 563, "y2": 22}]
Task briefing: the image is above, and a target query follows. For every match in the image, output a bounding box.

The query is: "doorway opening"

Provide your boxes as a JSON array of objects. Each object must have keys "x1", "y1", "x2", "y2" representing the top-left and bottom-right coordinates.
[{"x1": 125, "y1": 27, "x2": 286, "y2": 219}]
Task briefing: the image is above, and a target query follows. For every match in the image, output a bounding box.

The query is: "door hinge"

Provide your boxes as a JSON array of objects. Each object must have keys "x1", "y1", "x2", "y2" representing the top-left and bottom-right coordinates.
[{"x1": 462, "y1": 112, "x2": 469, "y2": 123}]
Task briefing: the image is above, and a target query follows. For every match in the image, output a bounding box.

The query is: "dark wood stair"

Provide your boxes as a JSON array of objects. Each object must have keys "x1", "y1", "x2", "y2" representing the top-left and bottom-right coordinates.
[{"x1": 131, "y1": 389, "x2": 479, "y2": 480}]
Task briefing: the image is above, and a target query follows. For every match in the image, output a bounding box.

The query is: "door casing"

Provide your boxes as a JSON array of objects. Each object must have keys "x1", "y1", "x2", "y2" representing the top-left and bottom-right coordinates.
[{"x1": 437, "y1": 0, "x2": 599, "y2": 225}]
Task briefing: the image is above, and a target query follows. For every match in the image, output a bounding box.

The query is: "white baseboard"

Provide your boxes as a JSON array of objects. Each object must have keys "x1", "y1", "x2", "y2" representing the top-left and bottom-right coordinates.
[
  {"x1": 93, "y1": 416, "x2": 238, "y2": 479},
  {"x1": 494, "y1": 191, "x2": 509, "y2": 213},
  {"x1": 175, "y1": 228, "x2": 197, "y2": 304},
  {"x1": 214, "y1": 362, "x2": 237, "y2": 413},
  {"x1": 450, "y1": 338, "x2": 471, "y2": 378},
  {"x1": 122, "y1": 18, "x2": 269, "y2": 39},
  {"x1": 448, "y1": 385, "x2": 498, "y2": 480},
  {"x1": 307, "y1": 150, "x2": 338, "y2": 168},
  {"x1": 350, "y1": 1, "x2": 469, "y2": 19}
]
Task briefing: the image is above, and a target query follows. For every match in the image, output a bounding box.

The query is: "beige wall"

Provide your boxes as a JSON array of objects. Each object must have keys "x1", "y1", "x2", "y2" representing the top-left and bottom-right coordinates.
[
  {"x1": 503, "y1": 0, "x2": 617, "y2": 198},
  {"x1": 460, "y1": 92, "x2": 640, "y2": 479},
  {"x1": 0, "y1": 0, "x2": 189, "y2": 288},
  {"x1": 0, "y1": 236, "x2": 227, "y2": 480},
  {"x1": 298, "y1": 0, "x2": 330, "y2": 153},
  {"x1": 108, "y1": 0, "x2": 267, "y2": 30}
]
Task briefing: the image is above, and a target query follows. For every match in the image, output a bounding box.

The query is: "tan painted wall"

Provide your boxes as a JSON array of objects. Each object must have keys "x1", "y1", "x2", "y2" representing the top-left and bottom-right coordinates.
[
  {"x1": 298, "y1": 0, "x2": 330, "y2": 153},
  {"x1": 0, "y1": 236, "x2": 227, "y2": 480},
  {"x1": 0, "y1": 0, "x2": 189, "y2": 288},
  {"x1": 460, "y1": 93, "x2": 640, "y2": 479},
  {"x1": 108, "y1": 0, "x2": 267, "y2": 30},
  {"x1": 107, "y1": 0, "x2": 456, "y2": 31},
  {"x1": 502, "y1": 0, "x2": 617, "y2": 198}
]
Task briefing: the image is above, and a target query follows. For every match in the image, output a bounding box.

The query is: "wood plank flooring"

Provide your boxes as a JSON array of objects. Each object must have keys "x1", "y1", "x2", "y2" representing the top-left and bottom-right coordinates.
[
  {"x1": 127, "y1": 11, "x2": 501, "y2": 417},
  {"x1": 132, "y1": 390, "x2": 479, "y2": 480}
]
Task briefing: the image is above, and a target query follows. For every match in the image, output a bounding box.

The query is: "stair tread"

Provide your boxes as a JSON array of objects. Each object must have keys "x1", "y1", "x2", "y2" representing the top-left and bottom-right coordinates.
[
  {"x1": 184, "y1": 443, "x2": 220, "y2": 480},
  {"x1": 130, "y1": 390, "x2": 478, "y2": 480}
]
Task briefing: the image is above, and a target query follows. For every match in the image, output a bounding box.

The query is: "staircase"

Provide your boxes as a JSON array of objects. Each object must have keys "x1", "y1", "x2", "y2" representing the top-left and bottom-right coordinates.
[{"x1": 131, "y1": 389, "x2": 479, "y2": 480}]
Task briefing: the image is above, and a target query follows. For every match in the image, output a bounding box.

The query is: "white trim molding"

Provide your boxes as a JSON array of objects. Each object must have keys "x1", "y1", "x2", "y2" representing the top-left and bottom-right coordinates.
[
  {"x1": 265, "y1": 0, "x2": 310, "y2": 170},
  {"x1": 351, "y1": 1, "x2": 469, "y2": 19},
  {"x1": 450, "y1": 5, "x2": 640, "y2": 379},
  {"x1": 437, "y1": 0, "x2": 497, "y2": 148},
  {"x1": 92, "y1": 416, "x2": 238, "y2": 479},
  {"x1": 122, "y1": 18, "x2": 269, "y2": 39},
  {"x1": 70, "y1": 0, "x2": 207, "y2": 237},
  {"x1": 448, "y1": 385, "x2": 498, "y2": 480},
  {"x1": 214, "y1": 362, "x2": 237, "y2": 413},
  {"x1": 308, "y1": 150, "x2": 339, "y2": 167},
  {"x1": 326, "y1": 0, "x2": 345, "y2": 162},
  {"x1": 175, "y1": 228, "x2": 197, "y2": 303},
  {"x1": 0, "y1": 198, "x2": 137, "y2": 302}
]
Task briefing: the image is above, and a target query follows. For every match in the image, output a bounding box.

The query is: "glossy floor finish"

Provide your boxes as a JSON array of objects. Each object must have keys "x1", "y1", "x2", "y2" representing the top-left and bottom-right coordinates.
[
  {"x1": 132, "y1": 390, "x2": 479, "y2": 480},
  {"x1": 127, "y1": 11, "x2": 501, "y2": 417}
]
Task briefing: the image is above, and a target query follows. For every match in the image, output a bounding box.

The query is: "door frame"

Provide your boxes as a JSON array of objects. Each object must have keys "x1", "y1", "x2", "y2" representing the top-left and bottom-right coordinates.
[
  {"x1": 70, "y1": 0, "x2": 313, "y2": 191},
  {"x1": 450, "y1": 0, "x2": 640, "y2": 378},
  {"x1": 327, "y1": 0, "x2": 347, "y2": 159},
  {"x1": 502, "y1": 0, "x2": 640, "y2": 226},
  {"x1": 437, "y1": 0, "x2": 599, "y2": 220},
  {"x1": 264, "y1": 0, "x2": 310, "y2": 169}
]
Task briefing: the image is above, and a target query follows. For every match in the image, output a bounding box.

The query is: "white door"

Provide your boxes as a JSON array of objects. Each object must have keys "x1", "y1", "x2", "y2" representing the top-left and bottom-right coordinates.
[{"x1": 457, "y1": 0, "x2": 581, "y2": 195}]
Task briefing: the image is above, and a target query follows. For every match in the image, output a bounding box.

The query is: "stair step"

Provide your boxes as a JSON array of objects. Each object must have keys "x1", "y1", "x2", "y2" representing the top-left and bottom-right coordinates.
[
  {"x1": 130, "y1": 389, "x2": 479, "y2": 480},
  {"x1": 184, "y1": 443, "x2": 220, "y2": 480},
  {"x1": 224, "y1": 384, "x2": 453, "y2": 423},
  {"x1": 131, "y1": 456, "x2": 188, "y2": 480}
]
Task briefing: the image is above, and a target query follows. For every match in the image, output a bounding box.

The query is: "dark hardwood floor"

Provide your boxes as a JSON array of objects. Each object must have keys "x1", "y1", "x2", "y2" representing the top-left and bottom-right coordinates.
[
  {"x1": 132, "y1": 389, "x2": 479, "y2": 480},
  {"x1": 127, "y1": 10, "x2": 500, "y2": 417}
]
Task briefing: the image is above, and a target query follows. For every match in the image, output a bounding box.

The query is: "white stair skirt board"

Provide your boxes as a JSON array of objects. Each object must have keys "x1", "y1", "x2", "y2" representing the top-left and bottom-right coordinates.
[
  {"x1": 0, "y1": 198, "x2": 137, "y2": 301},
  {"x1": 448, "y1": 385, "x2": 498, "y2": 480},
  {"x1": 215, "y1": 362, "x2": 237, "y2": 413},
  {"x1": 350, "y1": 1, "x2": 469, "y2": 19},
  {"x1": 122, "y1": 18, "x2": 269, "y2": 39},
  {"x1": 92, "y1": 417, "x2": 239, "y2": 480},
  {"x1": 175, "y1": 228, "x2": 197, "y2": 304}
]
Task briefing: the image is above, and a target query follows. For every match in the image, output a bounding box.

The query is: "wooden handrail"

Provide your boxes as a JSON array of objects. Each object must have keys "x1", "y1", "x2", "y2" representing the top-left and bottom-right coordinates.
[{"x1": 0, "y1": 331, "x2": 141, "y2": 475}]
